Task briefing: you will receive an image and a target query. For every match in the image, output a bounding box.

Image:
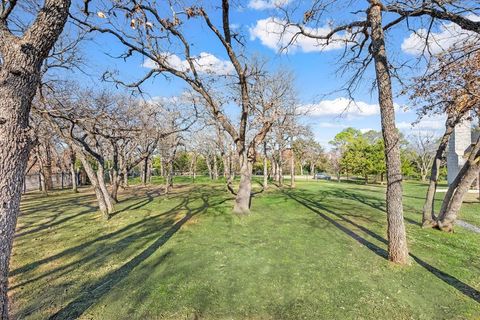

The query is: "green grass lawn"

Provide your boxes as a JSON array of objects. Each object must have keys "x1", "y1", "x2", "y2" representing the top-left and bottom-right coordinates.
[{"x1": 10, "y1": 179, "x2": 480, "y2": 319}]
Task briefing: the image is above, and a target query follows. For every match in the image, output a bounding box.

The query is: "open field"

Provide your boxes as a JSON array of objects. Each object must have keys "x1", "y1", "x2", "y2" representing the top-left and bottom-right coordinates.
[{"x1": 10, "y1": 179, "x2": 480, "y2": 319}]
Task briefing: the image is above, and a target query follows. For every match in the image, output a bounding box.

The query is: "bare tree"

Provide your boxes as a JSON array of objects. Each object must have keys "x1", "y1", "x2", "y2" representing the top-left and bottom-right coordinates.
[
  {"x1": 277, "y1": 0, "x2": 409, "y2": 263},
  {"x1": 408, "y1": 50, "x2": 480, "y2": 226},
  {"x1": 437, "y1": 134, "x2": 480, "y2": 231},
  {"x1": 407, "y1": 131, "x2": 437, "y2": 182}
]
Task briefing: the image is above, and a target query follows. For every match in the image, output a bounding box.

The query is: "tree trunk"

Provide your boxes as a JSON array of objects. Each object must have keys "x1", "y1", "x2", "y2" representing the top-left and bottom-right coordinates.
[
  {"x1": 165, "y1": 161, "x2": 174, "y2": 194},
  {"x1": 142, "y1": 156, "x2": 148, "y2": 185},
  {"x1": 273, "y1": 157, "x2": 278, "y2": 181},
  {"x1": 213, "y1": 155, "x2": 219, "y2": 180},
  {"x1": 263, "y1": 142, "x2": 268, "y2": 189},
  {"x1": 422, "y1": 114, "x2": 457, "y2": 227},
  {"x1": 278, "y1": 151, "x2": 283, "y2": 186},
  {"x1": 0, "y1": 82, "x2": 33, "y2": 319},
  {"x1": 290, "y1": 148, "x2": 295, "y2": 188},
  {"x1": 97, "y1": 164, "x2": 115, "y2": 215},
  {"x1": 77, "y1": 153, "x2": 112, "y2": 219},
  {"x1": 438, "y1": 162, "x2": 480, "y2": 232},
  {"x1": 222, "y1": 154, "x2": 229, "y2": 179},
  {"x1": 205, "y1": 154, "x2": 213, "y2": 179},
  {"x1": 369, "y1": 0, "x2": 409, "y2": 264},
  {"x1": 123, "y1": 168, "x2": 129, "y2": 188},
  {"x1": 69, "y1": 148, "x2": 78, "y2": 193},
  {"x1": 233, "y1": 153, "x2": 253, "y2": 214},
  {"x1": 44, "y1": 144, "x2": 53, "y2": 191},
  {"x1": 39, "y1": 170, "x2": 47, "y2": 195},
  {"x1": 436, "y1": 137, "x2": 480, "y2": 231},
  {"x1": 110, "y1": 169, "x2": 120, "y2": 202}
]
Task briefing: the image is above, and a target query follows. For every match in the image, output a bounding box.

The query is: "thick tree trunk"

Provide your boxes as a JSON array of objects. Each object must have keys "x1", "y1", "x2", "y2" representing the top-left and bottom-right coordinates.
[
  {"x1": 422, "y1": 114, "x2": 457, "y2": 227},
  {"x1": 0, "y1": 80, "x2": 34, "y2": 320},
  {"x1": 110, "y1": 169, "x2": 120, "y2": 202},
  {"x1": 233, "y1": 154, "x2": 253, "y2": 215},
  {"x1": 369, "y1": 0, "x2": 409, "y2": 264},
  {"x1": 438, "y1": 163, "x2": 480, "y2": 232},
  {"x1": 436, "y1": 137, "x2": 480, "y2": 231}
]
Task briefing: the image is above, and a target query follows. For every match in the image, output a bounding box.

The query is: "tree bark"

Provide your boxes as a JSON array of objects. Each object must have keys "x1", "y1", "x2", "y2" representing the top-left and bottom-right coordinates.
[
  {"x1": 278, "y1": 151, "x2": 283, "y2": 186},
  {"x1": 233, "y1": 153, "x2": 253, "y2": 214},
  {"x1": 438, "y1": 162, "x2": 480, "y2": 232},
  {"x1": 69, "y1": 148, "x2": 78, "y2": 193},
  {"x1": 213, "y1": 154, "x2": 219, "y2": 180},
  {"x1": 77, "y1": 153, "x2": 113, "y2": 219},
  {"x1": 369, "y1": 0, "x2": 409, "y2": 264},
  {"x1": 290, "y1": 147, "x2": 295, "y2": 188},
  {"x1": 263, "y1": 142, "x2": 268, "y2": 189},
  {"x1": 436, "y1": 137, "x2": 480, "y2": 231},
  {"x1": 205, "y1": 154, "x2": 213, "y2": 179},
  {"x1": 44, "y1": 144, "x2": 53, "y2": 190},
  {"x1": 422, "y1": 113, "x2": 458, "y2": 227},
  {"x1": 0, "y1": 0, "x2": 71, "y2": 313},
  {"x1": 123, "y1": 167, "x2": 129, "y2": 188},
  {"x1": 97, "y1": 164, "x2": 114, "y2": 214}
]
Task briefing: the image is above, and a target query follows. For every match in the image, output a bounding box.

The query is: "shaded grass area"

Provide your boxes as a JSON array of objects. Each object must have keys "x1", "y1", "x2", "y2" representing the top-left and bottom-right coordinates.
[{"x1": 10, "y1": 180, "x2": 480, "y2": 319}]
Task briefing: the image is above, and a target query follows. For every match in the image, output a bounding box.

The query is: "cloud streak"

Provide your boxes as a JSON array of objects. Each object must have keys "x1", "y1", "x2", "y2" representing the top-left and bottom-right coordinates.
[
  {"x1": 249, "y1": 17, "x2": 350, "y2": 53},
  {"x1": 142, "y1": 52, "x2": 234, "y2": 75}
]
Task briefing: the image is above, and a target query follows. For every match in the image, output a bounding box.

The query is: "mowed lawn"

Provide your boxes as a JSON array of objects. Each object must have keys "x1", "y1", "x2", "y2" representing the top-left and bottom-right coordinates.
[{"x1": 9, "y1": 179, "x2": 480, "y2": 319}]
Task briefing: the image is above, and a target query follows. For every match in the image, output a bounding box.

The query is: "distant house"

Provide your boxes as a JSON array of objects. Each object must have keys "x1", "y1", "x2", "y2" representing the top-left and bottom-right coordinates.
[{"x1": 447, "y1": 117, "x2": 480, "y2": 188}]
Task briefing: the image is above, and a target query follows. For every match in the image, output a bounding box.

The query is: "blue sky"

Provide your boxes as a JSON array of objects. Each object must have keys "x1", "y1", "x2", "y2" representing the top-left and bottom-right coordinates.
[{"x1": 67, "y1": 0, "x2": 468, "y2": 148}]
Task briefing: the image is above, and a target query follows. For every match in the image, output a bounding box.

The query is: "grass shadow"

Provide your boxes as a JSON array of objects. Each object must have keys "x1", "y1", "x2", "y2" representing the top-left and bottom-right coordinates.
[{"x1": 283, "y1": 189, "x2": 480, "y2": 304}]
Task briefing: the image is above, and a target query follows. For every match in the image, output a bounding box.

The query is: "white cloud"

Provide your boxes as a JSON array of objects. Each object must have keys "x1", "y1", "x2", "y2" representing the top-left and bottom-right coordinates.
[
  {"x1": 317, "y1": 122, "x2": 348, "y2": 128},
  {"x1": 401, "y1": 15, "x2": 480, "y2": 55},
  {"x1": 249, "y1": 17, "x2": 350, "y2": 53},
  {"x1": 397, "y1": 115, "x2": 445, "y2": 131},
  {"x1": 302, "y1": 97, "x2": 380, "y2": 118},
  {"x1": 248, "y1": 0, "x2": 292, "y2": 10},
  {"x1": 360, "y1": 128, "x2": 375, "y2": 133},
  {"x1": 142, "y1": 52, "x2": 234, "y2": 75}
]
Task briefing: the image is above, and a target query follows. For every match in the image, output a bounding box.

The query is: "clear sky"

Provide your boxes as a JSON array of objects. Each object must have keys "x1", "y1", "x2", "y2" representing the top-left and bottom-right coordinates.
[{"x1": 67, "y1": 0, "x2": 466, "y2": 148}]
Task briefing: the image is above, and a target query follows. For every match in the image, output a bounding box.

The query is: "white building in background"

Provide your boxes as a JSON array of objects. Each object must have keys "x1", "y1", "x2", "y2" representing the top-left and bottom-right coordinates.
[{"x1": 447, "y1": 116, "x2": 480, "y2": 186}]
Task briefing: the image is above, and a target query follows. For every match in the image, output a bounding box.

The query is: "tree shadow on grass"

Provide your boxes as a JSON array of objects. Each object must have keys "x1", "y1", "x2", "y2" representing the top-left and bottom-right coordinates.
[
  {"x1": 283, "y1": 189, "x2": 480, "y2": 304},
  {"x1": 47, "y1": 192, "x2": 226, "y2": 319},
  {"x1": 323, "y1": 187, "x2": 422, "y2": 227}
]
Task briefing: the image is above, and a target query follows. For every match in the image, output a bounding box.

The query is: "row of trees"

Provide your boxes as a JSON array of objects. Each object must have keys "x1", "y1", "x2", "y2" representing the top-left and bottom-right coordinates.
[
  {"x1": 328, "y1": 127, "x2": 442, "y2": 183},
  {"x1": 1, "y1": 0, "x2": 480, "y2": 317}
]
